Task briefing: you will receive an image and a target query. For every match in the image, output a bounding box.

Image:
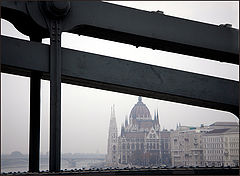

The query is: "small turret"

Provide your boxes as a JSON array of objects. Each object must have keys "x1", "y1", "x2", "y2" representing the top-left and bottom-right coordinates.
[
  {"x1": 156, "y1": 109, "x2": 160, "y2": 124},
  {"x1": 121, "y1": 123, "x2": 125, "y2": 137},
  {"x1": 154, "y1": 110, "x2": 156, "y2": 121},
  {"x1": 154, "y1": 109, "x2": 160, "y2": 130},
  {"x1": 125, "y1": 115, "x2": 128, "y2": 127}
]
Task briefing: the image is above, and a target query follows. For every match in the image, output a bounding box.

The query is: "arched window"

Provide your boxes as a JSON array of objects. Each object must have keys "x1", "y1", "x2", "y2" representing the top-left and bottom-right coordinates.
[
  {"x1": 113, "y1": 145, "x2": 116, "y2": 151},
  {"x1": 136, "y1": 143, "x2": 139, "y2": 150},
  {"x1": 122, "y1": 143, "x2": 125, "y2": 149},
  {"x1": 131, "y1": 143, "x2": 135, "y2": 150},
  {"x1": 127, "y1": 143, "x2": 130, "y2": 149}
]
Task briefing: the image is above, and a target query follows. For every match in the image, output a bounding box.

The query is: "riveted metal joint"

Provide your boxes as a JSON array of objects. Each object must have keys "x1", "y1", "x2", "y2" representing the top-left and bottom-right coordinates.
[{"x1": 42, "y1": 1, "x2": 71, "y2": 18}]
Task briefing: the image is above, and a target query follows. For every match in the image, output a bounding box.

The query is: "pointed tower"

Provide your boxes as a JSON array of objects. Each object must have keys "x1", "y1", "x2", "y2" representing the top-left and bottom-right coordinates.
[
  {"x1": 156, "y1": 110, "x2": 160, "y2": 124},
  {"x1": 125, "y1": 115, "x2": 128, "y2": 128},
  {"x1": 154, "y1": 110, "x2": 157, "y2": 128},
  {"x1": 154, "y1": 110, "x2": 156, "y2": 121},
  {"x1": 121, "y1": 123, "x2": 125, "y2": 137},
  {"x1": 155, "y1": 109, "x2": 160, "y2": 130},
  {"x1": 107, "y1": 105, "x2": 118, "y2": 167}
]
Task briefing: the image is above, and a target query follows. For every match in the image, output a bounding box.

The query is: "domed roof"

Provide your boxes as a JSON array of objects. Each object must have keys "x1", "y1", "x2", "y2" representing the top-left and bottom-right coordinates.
[{"x1": 130, "y1": 97, "x2": 151, "y2": 120}]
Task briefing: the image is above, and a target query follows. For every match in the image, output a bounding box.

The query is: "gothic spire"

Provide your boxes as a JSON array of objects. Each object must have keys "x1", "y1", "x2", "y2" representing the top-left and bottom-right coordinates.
[
  {"x1": 154, "y1": 110, "x2": 156, "y2": 121},
  {"x1": 111, "y1": 104, "x2": 116, "y2": 119},
  {"x1": 108, "y1": 105, "x2": 117, "y2": 133},
  {"x1": 125, "y1": 115, "x2": 128, "y2": 127},
  {"x1": 107, "y1": 105, "x2": 118, "y2": 167},
  {"x1": 111, "y1": 106, "x2": 112, "y2": 118},
  {"x1": 121, "y1": 123, "x2": 125, "y2": 136}
]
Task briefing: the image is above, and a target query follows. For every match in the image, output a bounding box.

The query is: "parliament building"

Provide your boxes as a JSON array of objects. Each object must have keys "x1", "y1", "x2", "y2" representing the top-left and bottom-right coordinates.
[{"x1": 107, "y1": 97, "x2": 171, "y2": 167}]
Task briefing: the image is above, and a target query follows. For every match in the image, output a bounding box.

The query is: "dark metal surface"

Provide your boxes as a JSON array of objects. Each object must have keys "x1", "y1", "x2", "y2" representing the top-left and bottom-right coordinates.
[
  {"x1": 1, "y1": 1, "x2": 49, "y2": 38},
  {"x1": 1, "y1": 1, "x2": 239, "y2": 64},
  {"x1": 1, "y1": 1, "x2": 239, "y2": 173},
  {"x1": 29, "y1": 71, "x2": 41, "y2": 172},
  {"x1": 64, "y1": 1, "x2": 239, "y2": 64},
  {"x1": 28, "y1": 36, "x2": 42, "y2": 173},
  {"x1": 49, "y1": 19, "x2": 62, "y2": 172},
  {"x1": 1, "y1": 36, "x2": 238, "y2": 116}
]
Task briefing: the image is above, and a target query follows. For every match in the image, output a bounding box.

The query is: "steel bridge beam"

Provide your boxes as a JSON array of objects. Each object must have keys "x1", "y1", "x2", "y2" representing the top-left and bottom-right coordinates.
[
  {"x1": 1, "y1": 1, "x2": 239, "y2": 64},
  {"x1": 65, "y1": 1, "x2": 239, "y2": 64},
  {"x1": 2, "y1": 36, "x2": 238, "y2": 116}
]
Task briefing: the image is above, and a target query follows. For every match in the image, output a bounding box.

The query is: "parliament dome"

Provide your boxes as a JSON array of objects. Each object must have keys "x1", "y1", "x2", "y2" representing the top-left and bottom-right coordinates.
[{"x1": 130, "y1": 97, "x2": 151, "y2": 120}]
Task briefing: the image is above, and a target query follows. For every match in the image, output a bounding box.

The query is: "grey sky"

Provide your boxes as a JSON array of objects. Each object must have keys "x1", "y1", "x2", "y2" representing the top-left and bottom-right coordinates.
[{"x1": 1, "y1": 1, "x2": 239, "y2": 155}]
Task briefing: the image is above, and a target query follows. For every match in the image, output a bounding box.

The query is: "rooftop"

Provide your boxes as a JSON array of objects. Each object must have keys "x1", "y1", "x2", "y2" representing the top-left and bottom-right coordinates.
[{"x1": 210, "y1": 122, "x2": 239, "y2": 126}]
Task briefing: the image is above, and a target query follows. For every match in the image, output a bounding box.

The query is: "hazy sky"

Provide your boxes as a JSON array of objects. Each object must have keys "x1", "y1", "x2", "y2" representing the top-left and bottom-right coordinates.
[{"x1": 1, "y1": 1, "x2": 239, "y2": 155}]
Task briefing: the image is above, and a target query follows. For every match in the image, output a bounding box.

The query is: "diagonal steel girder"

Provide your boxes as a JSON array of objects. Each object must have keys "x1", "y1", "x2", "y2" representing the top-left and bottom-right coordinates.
[
  {"x1": 1, "y1": 36, "x2": 238, "y2": 116},
  {"x1": 1, "y1": 1, "x2": 239, "y2": 64}
]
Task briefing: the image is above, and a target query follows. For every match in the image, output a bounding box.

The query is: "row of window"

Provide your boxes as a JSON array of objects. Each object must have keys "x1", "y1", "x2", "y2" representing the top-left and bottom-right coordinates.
[
  {"x1": 206, "y1": 155, "x2": 223, "y2": 161},
  {"x1": 230, "y1": 149, "x2": 239, "y2": 154},
  {"x1": 229, "y1": 143, "x2": 238, "y2": 148},
  {"x1": 229, "y1": 137, "x2": 239, "y2": 142},
  {"x1": 124, "y1": 138, "x2": 145, "y2": 142},
  {"x1": 206, "y1": 149, "x2": 223, "y2": 154},
  {"x1": 203, "y1": 137, "x2": 223, "y2": 143},
  {"x1": 122, "y1": 143, "x2": 144, "y2": 150},
  {"x1": 204, "y1": 143, "x2": 223, "y2": 148},
  {"x1": 147, "y1": 143, "x2": 159, "y2": 150},
  {"x1": 149, "y1": 134, "x2": 156, "y2": 138},
  {"x1": 121, "y1": 142, "x2": 161, "y2": 150}
]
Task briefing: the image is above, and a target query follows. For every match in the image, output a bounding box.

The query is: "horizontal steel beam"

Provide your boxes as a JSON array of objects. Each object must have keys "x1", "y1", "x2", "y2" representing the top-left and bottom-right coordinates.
[
  {"x1": 65, "y1": 2, "x2": 239, "y2": 64},
  {"x1": 1, "y1": 36, "x2": 239, "y2": 116},
  {"x1": 1, "y1": 1, "x2": 239, "y2": 64}
]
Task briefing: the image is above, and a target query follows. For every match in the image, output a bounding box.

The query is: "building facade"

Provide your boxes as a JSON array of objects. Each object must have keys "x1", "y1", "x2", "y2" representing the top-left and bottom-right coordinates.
[
  {"x1": 170, "y1": 125, "x2": 204, "y2": 167},
  {"x1": 203, "y1": 123, "x2": 239, "y2": 167},
  {"x1": 107, "y1": 98, "x2": 239, "y2": 168},
  {"x1": 170, "y1": 122, "x2": 239, "y2": 167},
  {"x1": 107, "y1": 97, "x2": 172, "y2": 167},
  {"x1": 160, "y1": 129, "x2": 171, "y2": 166},
  {"x1": 118, "y1": 97, "x2": 161, "y2": 167}
]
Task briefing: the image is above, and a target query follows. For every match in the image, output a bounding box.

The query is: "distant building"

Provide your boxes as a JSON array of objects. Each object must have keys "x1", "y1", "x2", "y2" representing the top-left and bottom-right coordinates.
[
  {"x1": 118, "y1": 97, "x2": 161, "y2": 167},
  {"x1": 209, "y1": 122, "x2": 239, "y2": 129},
  {"x1": 170, "y1": 122, "x2": 239, "y2": 167},
  {"x1": 107, "y1": 97, "x2": 171, "y2": 167},
  {"x1": 107, "y1": 98, "x2": 239, "y2": 168},
  {"x1": 203, "y1": 123, "x2": 239, "y2": 167},
  {"x1": 170, "y1": 125, "x2": 205, "y2": 167},
  {"x1": 160, "y1": 129, "x2": 171, "y2": 166}
]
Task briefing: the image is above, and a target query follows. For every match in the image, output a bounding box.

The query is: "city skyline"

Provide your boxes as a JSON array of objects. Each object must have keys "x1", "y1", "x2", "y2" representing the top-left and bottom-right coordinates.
[
  {"x1": 1, "y1": 1, "x2": 239, "y2": 155},
  {"x1": 1, "y1": 93, "x2": 238, "y2": 155}
]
